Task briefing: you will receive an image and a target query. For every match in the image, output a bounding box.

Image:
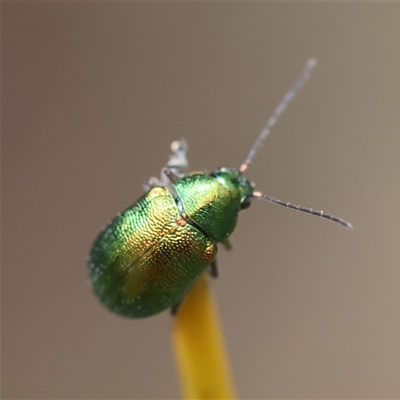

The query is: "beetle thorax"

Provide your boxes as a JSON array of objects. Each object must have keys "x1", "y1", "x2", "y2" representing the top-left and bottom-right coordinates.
[{"x1": 173, "y1": 167, "x2": 254, "y2": 243}]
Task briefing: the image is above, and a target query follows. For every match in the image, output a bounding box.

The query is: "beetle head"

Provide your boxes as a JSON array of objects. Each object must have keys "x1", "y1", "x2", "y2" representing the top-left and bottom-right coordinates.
[{"x1": 211, "y1": 166, "x2": 254, "y2": 211}]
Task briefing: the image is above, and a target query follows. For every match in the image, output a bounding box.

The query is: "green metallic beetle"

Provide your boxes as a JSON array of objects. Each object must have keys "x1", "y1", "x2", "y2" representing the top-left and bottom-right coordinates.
[{"x1": 88, "y1": 59, "x2": 352, "y2": 319}]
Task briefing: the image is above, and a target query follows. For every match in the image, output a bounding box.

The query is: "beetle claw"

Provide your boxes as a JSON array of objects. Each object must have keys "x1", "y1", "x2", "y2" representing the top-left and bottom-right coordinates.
[
  {"x1": 209, "y1": 259, "x2": 219, "y2": 278},
  {"x1": 170, "y1": 300, "x2": 182, "y2": 316}
]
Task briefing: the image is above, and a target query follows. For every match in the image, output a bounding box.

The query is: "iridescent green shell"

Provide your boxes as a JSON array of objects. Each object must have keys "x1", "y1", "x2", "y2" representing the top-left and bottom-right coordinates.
[{"x1": 88, "y1": 169, "x2": 253, "y2": 318}]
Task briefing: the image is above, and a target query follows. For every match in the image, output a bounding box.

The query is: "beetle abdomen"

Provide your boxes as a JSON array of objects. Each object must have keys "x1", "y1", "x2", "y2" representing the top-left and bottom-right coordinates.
[{"x1": 88, "y1": 186, "x2": 216, "y2": 318}]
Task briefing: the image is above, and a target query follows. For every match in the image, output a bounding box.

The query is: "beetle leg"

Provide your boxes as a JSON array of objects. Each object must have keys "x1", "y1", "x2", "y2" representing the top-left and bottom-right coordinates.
[
  {"x1": 144, "y1": 139, "x2": 189, "y2": 191},
  {"x1": 161, "y1": 168, "x2": 182, "y2": 202},
  {"x1": 167, "y1": 138, "x2": 188, "y2": 176},
  {"x1": 209, "y1": 259, "x2": 219, "y2": 278},
  {"x1": 163, "y1": 167, "x2": 180, "y2": 183},
  {"x1": 143, "y1": 168, "x2": 179, "y2": 191},
  {"x1": 170, "y1": 300, "x2": 182, "y2": 316},
  {"x1": 221, "y1": 238, "x2": 232, "y2": 251},
  {"x1": 146, "y1": 166, "x2": 182, "y2": 193},
  {"x1": 143, "y1": 176, "x2": 163, "y2": 191}
]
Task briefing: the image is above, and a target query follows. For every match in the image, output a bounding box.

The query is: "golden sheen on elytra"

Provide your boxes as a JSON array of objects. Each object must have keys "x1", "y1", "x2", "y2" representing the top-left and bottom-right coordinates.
[{"x1": 88, "y1": 169, "x2": 253, "y2": 318}]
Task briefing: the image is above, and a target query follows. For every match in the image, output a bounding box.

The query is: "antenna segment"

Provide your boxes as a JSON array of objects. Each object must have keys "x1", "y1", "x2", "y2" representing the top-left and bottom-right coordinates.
[
  {"x1": 240, "y1": 58, "x2": 317, "y2": 173},
  {"x1": 252, "y1": 191, "x2": 353, "y2": 229}
]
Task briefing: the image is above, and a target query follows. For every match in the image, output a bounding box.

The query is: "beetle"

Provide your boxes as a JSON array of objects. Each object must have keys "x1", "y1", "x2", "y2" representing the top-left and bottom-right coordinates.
[{"x1": 88, "y1": 59, "x2": 352, "y2": 318}]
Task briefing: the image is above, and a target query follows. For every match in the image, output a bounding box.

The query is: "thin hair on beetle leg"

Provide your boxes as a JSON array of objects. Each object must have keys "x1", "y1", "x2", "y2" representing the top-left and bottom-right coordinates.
[
  {"x1": 252, "y1": 191, "x2": 353, "y2": 229},
  {"x1": 240, "y1": 58, "x2": 317, "y2": 173}
]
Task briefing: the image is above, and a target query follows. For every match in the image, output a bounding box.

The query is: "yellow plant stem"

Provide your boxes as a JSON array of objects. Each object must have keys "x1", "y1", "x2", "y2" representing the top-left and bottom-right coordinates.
[{"x1": 172, "y1": 273, "x2": 237, "y2": 400}]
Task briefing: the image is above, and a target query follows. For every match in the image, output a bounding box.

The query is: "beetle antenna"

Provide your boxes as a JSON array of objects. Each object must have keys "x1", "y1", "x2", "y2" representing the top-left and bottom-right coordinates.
[
  {"x1": 240, "y1": 58, "x2": 317, "y2": 173},
  {"x1": 252, "y1": 191, "x2": 353, "y2": 229}
]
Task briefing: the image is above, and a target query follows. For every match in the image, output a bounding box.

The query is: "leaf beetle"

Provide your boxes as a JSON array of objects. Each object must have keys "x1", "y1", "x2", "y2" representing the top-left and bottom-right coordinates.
[{"x1": 88, "y1": 59, "x2": 352, "y2": 319}]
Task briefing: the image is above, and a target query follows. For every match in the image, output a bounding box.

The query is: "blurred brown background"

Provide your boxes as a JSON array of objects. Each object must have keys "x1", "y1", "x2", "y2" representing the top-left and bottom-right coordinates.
[{"x1": 3, "y1": 3, "x2": 400, "y2": 399}]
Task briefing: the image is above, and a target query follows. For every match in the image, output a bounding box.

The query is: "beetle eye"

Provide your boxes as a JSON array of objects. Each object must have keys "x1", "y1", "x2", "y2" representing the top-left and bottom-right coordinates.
[{"x1": 240, "y1": 197, "x2": 252, "y2": 210}]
